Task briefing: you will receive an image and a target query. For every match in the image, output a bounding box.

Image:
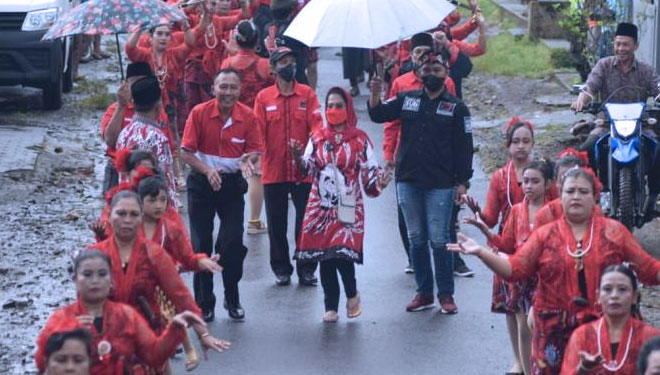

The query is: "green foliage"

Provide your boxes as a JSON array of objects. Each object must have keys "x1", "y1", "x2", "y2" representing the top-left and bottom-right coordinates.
[
  {"x1": 79, "y1": 92, "x2": 114, "y2": 110},
  {"x1": 551, "y1": 48, "x2": 575, "y2": 68},
  {"x1": 473, "y1": 33, "x2": 553, "y2": 78}
]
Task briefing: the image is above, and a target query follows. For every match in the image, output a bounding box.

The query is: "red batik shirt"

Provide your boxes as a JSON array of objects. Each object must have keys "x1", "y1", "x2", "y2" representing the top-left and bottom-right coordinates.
[
  {"x1": 88, "y1": 236, "x2": 201, "y2": 332},
  {"x1": 561, "y1": 317, "x2": 659, "y2": 375},
  {"x1": 35, "y1": 300, "x2": 185, "y2": 375},
  {"x1": 295, "y1": 127, "x2": 382, "y2": 264},
  {"x1": 116, "y1": 115, "x2": 177, "y2": 204}
]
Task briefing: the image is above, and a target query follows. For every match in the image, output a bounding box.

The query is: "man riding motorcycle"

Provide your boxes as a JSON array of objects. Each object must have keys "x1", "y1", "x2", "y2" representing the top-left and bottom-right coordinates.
[{"x1": 570, "y1": 22, "x2": 660, "y2": 216}]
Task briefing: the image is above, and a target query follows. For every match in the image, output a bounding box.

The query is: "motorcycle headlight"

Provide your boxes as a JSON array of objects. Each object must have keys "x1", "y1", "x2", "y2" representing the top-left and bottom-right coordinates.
[
  {"x1": 613, "y1": 120, "x2": 637, "y2": 138},
  {"x1": 22, "y1": 8, "x2": 58, "y2": 31}
]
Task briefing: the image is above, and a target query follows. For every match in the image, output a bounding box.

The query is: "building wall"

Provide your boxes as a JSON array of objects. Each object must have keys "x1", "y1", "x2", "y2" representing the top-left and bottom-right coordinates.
[{"x1": 632, "y1": 0, "x2": 658, "y2": 70}]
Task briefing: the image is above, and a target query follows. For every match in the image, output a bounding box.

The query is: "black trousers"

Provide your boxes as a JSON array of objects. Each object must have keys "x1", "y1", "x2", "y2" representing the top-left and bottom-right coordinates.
[
  {"x1": 320, "y1": 258, "x2": 357, "y2": 311},
  {"x1": 188, "y1": 172, "x2": 248, "y2": 311},
  {"x1": 263, "y1": 182, "x2": 317, "y2": 277}
]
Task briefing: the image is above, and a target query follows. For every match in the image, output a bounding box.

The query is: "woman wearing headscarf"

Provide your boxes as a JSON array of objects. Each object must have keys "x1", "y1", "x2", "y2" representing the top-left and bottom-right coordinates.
[{"x1": 290, "y1": 87, "x2": 392, "y2": 322}]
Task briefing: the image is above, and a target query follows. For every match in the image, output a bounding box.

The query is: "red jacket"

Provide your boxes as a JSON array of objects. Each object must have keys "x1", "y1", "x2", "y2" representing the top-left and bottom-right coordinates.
[
  {"x1": 382, "y1": 71, "x2": 456, "y2": 161},
  {"x1": 254, "y1": 82, "x2": 322, "y2": 184},
  {"x1": 88, "y1": 236, "x2": 201, "y2": 332},
  {"x1": 35, "y1": 300, "x2": 185, "y2": 375}
]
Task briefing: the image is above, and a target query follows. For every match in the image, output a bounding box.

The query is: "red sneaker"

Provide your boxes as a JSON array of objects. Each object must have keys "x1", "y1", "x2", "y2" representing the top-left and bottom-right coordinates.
[
  {"x1": 438, "y1": 295, "x2": 458, "y2": 314},
  {"x1": 405, "y1": 293, "x2": 435, "y2": 312}
]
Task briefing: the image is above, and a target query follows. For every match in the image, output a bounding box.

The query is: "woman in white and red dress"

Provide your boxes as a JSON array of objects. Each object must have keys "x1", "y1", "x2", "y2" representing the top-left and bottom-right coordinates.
[{"x1": 291, "y1": 87, "x2": 392, "y2": 323}]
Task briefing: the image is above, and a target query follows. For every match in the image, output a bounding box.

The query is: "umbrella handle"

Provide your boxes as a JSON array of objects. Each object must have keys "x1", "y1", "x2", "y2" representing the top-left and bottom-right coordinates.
[{"x1": 116, "y1": 33, "x2": 124, "y2": 80}]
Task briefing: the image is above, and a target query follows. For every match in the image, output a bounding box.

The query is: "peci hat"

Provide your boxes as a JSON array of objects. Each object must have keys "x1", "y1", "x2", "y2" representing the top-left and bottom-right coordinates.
[
  {"x1": 615, "y1": 22, "x2": 638, "y2": 42},
  {"x1": 410, "y1": 32, "x2": 433, "y2": 51},
  {"x1": 126, "y1": 62, "x2": 153, "y2": 79},
  {"x1": 269, "y1": 46, "x2": 295, "y2": 65},
  {"x1": 131, "y1": 76, "x2": 161, "y2": 109}
]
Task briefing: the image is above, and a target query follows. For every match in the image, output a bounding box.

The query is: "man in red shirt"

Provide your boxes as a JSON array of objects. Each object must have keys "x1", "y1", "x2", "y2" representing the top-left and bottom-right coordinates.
[
  {"x1": 100, "y1": 63, "x2": 173, "y2": 194},
  {"x1": 181, "y1": 68, "x2": 263, "y2": 322},
  {"x1": 254, "y1": 47, "x2": 321, "y2": 286}
]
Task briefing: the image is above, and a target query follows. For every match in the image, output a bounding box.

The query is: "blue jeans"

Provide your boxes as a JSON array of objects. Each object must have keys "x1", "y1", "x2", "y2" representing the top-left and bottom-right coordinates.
[{"x1": 397, "y1": 182, "x2": 455, "y2": 297}]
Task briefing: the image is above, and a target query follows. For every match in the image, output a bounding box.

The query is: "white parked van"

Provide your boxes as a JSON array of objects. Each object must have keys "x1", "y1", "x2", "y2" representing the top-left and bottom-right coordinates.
[{"x1": 0, "y1": 0, "x2": 74, "y2": 109}]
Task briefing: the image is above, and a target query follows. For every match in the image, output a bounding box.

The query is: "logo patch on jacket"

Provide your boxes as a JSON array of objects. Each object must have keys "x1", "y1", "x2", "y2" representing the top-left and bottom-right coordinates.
[
  {"x1": 436, "y1": 101, "x2": 456, "y2": 116},
  {"x1": 464, "y1": 117, "x2": 473, "y2": 133},
  {"x1": 298, "y1": 101, "x2": 307, "y2": 110},
  {"x1": 402, "y1": 97, "x2": 421, "y2": 112}
]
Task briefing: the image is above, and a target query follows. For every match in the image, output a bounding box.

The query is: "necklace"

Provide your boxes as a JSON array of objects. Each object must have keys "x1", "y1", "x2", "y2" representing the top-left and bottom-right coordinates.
[
  {"x1": 565, "y1": 219, "x2": 595, "y2": 271},
  {"x1": 506, "y1": 162, "x2": 513, "y2": 208},
  {"x1": 154, "y1": 54, "x2": 167, "y2": 86},
  {"x1": 596, "y1": 317, "x2": 633, "y2": 372},
  {"x1": 205, "y1": 23, "x2": 217, "y2": 49}
]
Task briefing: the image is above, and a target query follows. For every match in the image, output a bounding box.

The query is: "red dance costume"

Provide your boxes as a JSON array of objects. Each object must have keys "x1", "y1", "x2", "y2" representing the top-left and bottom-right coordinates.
[
  {"x1": 506, "y1": 215, "x2": 660, "y2": 375},
  {"x1": 89, "y1": 236, "x2": 202, "y2": 332},
  {"x1": 139, "y1": 214, "x2": 207, "y2": 272},
  {"x1": 35, "y1": 300, "x2": 185, "y2": 375},
  {"x1": 561, "y1": 317, "x2": 659, "y2": 375}
]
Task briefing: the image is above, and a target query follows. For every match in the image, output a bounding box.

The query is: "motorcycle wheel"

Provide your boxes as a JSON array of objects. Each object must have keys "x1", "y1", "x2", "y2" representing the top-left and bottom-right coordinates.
[{"x1": 618, "y1": 167, "x2": 634, "y2": 230}]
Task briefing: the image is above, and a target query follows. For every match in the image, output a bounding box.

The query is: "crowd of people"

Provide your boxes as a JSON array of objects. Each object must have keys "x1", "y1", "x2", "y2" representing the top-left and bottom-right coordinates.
[{"x1": 32, "y1": 0, "x2": 660, "y2": 374}]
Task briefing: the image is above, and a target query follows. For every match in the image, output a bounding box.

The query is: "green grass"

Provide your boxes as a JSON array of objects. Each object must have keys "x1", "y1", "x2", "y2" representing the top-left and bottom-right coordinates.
[
  {"x1": 79, "y1": 92, "x2": 114, "y2": 110},
  {"x1": 473, "y1": 33, "x2": 554, "y2": 78}
]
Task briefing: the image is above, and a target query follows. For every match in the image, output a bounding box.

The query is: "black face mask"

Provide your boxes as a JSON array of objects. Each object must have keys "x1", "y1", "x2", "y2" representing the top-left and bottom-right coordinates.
[
  {"x1": 422, "y1": 75, "x2": 444, "y2": 92},
  {"x1": 276, "y1": 63, "x2": 296, "y2": 82}
]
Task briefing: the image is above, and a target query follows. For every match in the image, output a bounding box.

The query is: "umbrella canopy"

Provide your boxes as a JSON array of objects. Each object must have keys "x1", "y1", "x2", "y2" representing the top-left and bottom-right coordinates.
[
  {"x1": 283, "y1": 0, "x2": 456, "y2": 49},
  {"x1": 42, "y1": 0, "x2": 187, "y2": 40}
]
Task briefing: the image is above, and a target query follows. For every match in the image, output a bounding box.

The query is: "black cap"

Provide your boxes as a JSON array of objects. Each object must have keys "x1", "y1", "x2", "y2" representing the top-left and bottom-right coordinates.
[
  {"x1": 615, "y1": 22, "x2": 638, "y2": 42},
  {"x1": 410, "y1": 32, "x2": 433, "y2": 51},
  {"x1": 131, "y1": 76, "x2": 161, "y2": 109},
  {"x1": 269, "y1": 46, "x2": 295, "y2": 65},
  {"x1": 126, "y1": 62, "x2": 153, "y2": 79}
]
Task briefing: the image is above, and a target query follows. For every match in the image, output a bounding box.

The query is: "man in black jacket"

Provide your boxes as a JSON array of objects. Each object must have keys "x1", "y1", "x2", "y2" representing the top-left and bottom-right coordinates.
[{"x1": 368, "y1": 51, "x2": 473, "y2": 314}]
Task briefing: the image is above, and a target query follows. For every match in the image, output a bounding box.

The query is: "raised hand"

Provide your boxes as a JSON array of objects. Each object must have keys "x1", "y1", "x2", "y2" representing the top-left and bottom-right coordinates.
[
  {"x1": 447, "y1": 233, "x2": 483, "y2": 256},
  {"x1": 578, "y1": 351, "x2": 603, "y2": 372}
]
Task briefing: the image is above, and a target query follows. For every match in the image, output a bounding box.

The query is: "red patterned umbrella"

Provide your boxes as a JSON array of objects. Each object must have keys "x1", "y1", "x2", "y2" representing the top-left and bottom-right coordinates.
[{"x1": 42, "y1": 0, "x2": 188, "y2": 78}]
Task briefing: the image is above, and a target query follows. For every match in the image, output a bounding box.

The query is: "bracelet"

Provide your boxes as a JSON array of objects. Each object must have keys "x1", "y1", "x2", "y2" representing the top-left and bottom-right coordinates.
[{"x1": 200, "y1": 332, "x2": 210, "y2": 339}]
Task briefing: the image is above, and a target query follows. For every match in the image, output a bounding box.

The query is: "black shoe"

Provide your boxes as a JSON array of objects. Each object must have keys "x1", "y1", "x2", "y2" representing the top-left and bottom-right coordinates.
[
  {"x1": 223, "y1": 300, "x2": 245, "y2": 321},
  {"x1": 453, "y1": 258, "x2": 475, "y2": 277},
  {"x1": 275, "y1": 274, "x2": 291, "y2": 286},
  {"x1": 299, "y1": 273, "x2": 318, "y2": 286},
  {"x1": 202, "y1": 309, "x2": 215, "y2": 323}
]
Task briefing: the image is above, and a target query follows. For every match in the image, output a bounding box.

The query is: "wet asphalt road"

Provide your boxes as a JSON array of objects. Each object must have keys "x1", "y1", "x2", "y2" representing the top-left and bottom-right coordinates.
[{"x1": 170, "y1": 49, "x2": 510, "y2": 375}]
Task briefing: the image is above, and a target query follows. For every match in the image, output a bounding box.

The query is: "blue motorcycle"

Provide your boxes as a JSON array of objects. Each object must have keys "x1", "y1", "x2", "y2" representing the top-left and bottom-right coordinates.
[{"x1": 590, "y1": 102, "x2": 660, "y2": 229}]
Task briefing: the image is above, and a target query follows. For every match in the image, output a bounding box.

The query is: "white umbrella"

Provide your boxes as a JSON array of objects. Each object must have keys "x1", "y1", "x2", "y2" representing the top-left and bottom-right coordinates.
[{"x1": 283, "y1": 0, "x2": 456, "y2": 49}]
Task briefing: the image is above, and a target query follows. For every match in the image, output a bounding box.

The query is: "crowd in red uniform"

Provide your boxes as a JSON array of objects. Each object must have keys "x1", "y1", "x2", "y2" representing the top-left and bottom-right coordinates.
[{"x1": 33, "y1": 1, "x2": 660, "y2": 375}]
